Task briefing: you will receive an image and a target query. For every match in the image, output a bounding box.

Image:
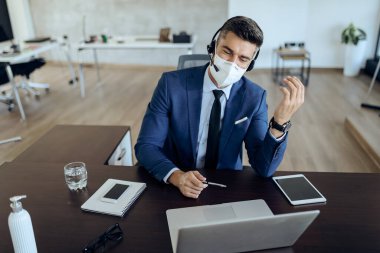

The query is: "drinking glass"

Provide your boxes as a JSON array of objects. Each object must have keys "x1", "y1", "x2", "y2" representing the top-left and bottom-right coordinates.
[{"x1": 64, "y1": 162, "x2": 87, "y2": 190}]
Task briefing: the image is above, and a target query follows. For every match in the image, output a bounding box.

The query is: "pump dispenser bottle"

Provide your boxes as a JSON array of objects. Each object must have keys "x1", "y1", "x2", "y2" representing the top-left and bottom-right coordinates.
[{"x1": 8, "y1": 195, "x2": 38, "y2": 253}]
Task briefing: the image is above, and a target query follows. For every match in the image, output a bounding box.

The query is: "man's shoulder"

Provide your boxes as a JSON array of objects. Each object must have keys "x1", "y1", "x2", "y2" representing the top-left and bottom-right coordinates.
[{"x1": 239, "y1": 76, "x2": 265, "y2": 95}]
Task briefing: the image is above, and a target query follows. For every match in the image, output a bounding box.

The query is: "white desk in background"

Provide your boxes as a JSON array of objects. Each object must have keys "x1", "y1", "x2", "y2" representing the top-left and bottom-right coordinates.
[
  {"x1": 75, "y1": 35, "x2": 197, "y2": 97},
  {"x1": 0, "y1": 41, "x2": 76, "y2": 120}
]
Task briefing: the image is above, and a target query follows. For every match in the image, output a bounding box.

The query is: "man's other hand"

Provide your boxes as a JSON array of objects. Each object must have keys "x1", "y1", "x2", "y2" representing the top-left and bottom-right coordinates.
[
  {"x1": 274, "y1": 76, "x2": 305, "y2": 125},
  {"x1": 168, "y1": 170, "x2": 207, "y2": 199}
]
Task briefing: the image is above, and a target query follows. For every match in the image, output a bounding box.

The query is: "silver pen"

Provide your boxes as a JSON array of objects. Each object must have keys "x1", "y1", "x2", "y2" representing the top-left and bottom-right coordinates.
[{"x1": 203, "y1": 181, "x2": 227, "y2": 188}]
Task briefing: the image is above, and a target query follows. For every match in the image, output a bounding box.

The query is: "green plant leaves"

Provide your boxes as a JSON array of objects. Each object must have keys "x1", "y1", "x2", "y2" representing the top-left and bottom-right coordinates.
[{"x1": 341, "y1": 23, "x2": 367, "y2": 45}]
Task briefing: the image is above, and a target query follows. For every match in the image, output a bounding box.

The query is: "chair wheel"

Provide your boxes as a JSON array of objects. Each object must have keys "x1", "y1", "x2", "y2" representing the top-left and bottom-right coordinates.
[
  {"x1": 1, "y1": 91, "x2": 6, "y2": 95},
  {"x1": 69, "y1": 77, "x2": 79, "y2": 85},
  {"x1": 8, "y1": 103, "x2": 14, "y2": 112},
  {"x1": 45, "y1": 88, "x2": 50, "y2": 93},
  {"x1": 35, "y1": 95, "x2": 40, "y2": 100}
]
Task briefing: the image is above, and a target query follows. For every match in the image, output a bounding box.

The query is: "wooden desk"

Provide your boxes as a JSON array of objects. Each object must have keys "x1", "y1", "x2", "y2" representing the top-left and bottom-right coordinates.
[
  {"x1": 0, "y1": 162, "x2": 379, "y2": 253},
  {"x1": 14, "y1": 125, "x2": 133, "y2": 165}
]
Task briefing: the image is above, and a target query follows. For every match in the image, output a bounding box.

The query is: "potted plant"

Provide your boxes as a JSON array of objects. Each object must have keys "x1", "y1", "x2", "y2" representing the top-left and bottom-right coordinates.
[{"x1": 341, "y1": 23, "x2": 367, "y2": 76}]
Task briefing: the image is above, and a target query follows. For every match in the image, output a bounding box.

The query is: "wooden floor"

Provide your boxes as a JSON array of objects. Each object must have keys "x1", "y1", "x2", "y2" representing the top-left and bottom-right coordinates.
[{"x1": 1, "y1": 63, "x2": 379, "y2": 173}]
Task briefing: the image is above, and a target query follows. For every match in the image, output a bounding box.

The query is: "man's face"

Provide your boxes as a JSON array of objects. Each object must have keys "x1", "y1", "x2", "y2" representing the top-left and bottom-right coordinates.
[{"x1": 215, "y1": 31, "x2": 257, "y2": 69}]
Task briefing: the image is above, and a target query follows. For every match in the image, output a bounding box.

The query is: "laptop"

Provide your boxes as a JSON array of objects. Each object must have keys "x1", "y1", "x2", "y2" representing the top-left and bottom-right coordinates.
[{"x1": 166, "y1": 199, "x2": 319, "y2": 253}]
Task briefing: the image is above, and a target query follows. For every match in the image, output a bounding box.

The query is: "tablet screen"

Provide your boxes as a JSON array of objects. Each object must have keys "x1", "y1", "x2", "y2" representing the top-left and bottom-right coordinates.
[{"x1": 274, "y1": 176, "x2": 323, "y2": 201}]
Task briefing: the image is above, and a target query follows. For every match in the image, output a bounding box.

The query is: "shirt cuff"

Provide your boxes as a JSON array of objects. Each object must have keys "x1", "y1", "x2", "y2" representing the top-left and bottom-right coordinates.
[
  {"x1": 269, "y1": 130, "x2": 287, "y2": 142},
  {"x1": 163, "y1": 167, "x2": 180, "y2": 184}
]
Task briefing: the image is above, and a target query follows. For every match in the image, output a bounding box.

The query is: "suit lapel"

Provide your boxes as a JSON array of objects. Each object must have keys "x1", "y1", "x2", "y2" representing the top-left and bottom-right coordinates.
[
  {"x1": 219, "y1": 80, "x2": 246, "y2": 158},
  {"x1": 187, "y1": 65, "x2": 208, "y2": 161}
]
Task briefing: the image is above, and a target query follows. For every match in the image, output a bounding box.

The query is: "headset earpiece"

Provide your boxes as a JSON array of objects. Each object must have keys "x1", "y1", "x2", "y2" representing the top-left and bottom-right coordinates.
[
  {"x1": 207, "y1": 40, "x2": 215, "y2": 55},
  {"x1": 247, "y1": 61, "x2": 254, "y2": 71},
  {"x1": 207, "y1": 28, "x2": 221, "y2": 56},
  {"x1": 246, "y1": 49, "x2": 260, "y2": 71}
]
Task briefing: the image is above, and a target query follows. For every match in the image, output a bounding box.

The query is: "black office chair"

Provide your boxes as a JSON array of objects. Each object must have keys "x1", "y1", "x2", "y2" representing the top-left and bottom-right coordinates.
[
  {"x1": 0, "y1": 58, "x2": 46, "y2": 110},
  {"x1": 12, "y1": 58, "x2": 48, "y2": 99},
  {"x1": 177, "y1": 54, "x2": 210, "y2": 70},
  {"x1": 0, "y1": 67, "x2": 21, "y2": 144},
  {"x1": 11, "y1": 58, "x2": 46, "y2": 79},
  {"x1": 0, "y1": 63, "x2": 14, "y2": 111}
]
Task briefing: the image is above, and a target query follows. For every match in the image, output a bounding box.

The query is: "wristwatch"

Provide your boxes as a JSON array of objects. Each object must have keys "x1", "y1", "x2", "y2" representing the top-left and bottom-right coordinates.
[{"x1": 269, "y1": 117, "x2": 292, "y2": 133}]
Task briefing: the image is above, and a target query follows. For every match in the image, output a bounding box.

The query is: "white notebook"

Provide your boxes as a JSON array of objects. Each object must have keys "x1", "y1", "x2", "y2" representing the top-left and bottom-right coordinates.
[{"x1": 81, "y1": 179, "x2": 146, "y2": 217}]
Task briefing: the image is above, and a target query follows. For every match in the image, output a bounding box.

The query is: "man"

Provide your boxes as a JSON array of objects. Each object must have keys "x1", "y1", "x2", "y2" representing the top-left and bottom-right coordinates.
[{"x1": 135, "y1": 16, "x2": 304, "y2": 199}]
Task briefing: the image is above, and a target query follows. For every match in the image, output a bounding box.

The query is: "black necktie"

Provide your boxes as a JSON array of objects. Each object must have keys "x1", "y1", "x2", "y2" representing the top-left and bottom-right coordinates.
[{"x1": 204, "y1": 90, "x2": 224, "y2": 169}]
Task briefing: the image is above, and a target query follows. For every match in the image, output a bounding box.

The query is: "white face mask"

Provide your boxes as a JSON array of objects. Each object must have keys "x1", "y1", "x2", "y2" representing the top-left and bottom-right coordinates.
[{"x1": 210, "y1": 54, "x2": 247, "y2": 88}]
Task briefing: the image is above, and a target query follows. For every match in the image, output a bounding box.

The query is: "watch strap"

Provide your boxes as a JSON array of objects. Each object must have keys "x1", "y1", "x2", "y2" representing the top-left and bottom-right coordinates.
[{"x1": 269, "y1": 117, "x2": 291, "y2": 133}]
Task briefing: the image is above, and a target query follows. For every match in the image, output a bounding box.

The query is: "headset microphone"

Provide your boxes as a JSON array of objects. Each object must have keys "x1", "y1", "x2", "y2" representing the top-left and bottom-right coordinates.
[
  {"x1": 213, "y1": 62, "x2": 220, "y2": 72},
  {"x1": 207, "y1": 51, "x2": 219, "y2": 72},
  {"x1": 207, "y1": 28, "x2": 222, "y2": 72}
]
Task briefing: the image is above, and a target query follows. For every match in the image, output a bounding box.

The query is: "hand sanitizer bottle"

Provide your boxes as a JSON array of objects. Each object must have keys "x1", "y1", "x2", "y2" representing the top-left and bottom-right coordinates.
[{"x1": 8, "y1": 195, "x2": 38, "y2": 253}]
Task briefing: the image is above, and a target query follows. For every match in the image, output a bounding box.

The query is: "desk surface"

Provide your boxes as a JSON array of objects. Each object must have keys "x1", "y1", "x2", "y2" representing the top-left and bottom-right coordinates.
[
  {"x1": 77, "y1": 35, "x2": 196, "y2": 50},
  {"x1": 0, "y1": 42, "x2": 59, "y2": 63},
  {"x1": 274, "y1": 48, "x2": 309, "y2": 56},
  {"x1": 14, "y1": 125, "x2": 130, "y2": 164},
  {"x1": 0, "y1": 162, "x2": 379, "y2": 253}
]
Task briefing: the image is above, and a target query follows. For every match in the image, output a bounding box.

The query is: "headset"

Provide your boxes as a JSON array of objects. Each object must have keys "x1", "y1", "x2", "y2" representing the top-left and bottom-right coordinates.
[{"x1": 206, "y1": 27, "x2": 260, "y2": 72}]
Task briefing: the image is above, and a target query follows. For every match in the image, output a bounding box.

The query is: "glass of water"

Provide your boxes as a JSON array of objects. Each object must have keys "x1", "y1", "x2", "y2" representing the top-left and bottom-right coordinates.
[{"x1": 64, "y1": 162, "x2": 88, "y2": 191}]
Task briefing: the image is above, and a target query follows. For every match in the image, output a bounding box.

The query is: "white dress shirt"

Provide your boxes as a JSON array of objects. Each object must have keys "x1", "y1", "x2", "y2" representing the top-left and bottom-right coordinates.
[{"x1": 194, "y1": 69, "x2": 233, "y2": 168}]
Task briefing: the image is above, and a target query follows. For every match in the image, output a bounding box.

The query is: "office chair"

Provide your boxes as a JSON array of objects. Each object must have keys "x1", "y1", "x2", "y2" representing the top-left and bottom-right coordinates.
[
  {"x1": 11, "y1": 58, "x2": 48, "y2": 100},
  {"x1": 1, "y1": 58, "x2": 47, "y2": 111},
  {"x1": 0, "y1": 65, "x2": 22, "y2": 145},
  {"x1": 177, "y1": 54, "x2": 210, "y2": 70},
  {"x1": 0, "y1": 64, "x2": 14, "y2": 111}
]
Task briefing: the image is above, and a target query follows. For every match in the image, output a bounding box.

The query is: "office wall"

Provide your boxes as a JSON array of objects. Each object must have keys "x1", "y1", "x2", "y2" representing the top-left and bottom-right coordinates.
[
  {"x1": 29, "y1": 0, "x2": 228, "y2": 66},
  {"x1": 229, "y1": 0, "x2": 380, "y2": 68},
  {"x1": 28, "y1": 0, "x2": 380, "y2": 68}
]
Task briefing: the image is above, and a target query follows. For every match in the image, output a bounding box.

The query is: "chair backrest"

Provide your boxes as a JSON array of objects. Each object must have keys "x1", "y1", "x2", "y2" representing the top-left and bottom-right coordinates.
[
  {"x1": 177, "y1": 54, "x2": 210, "y2": 70},
  {"x1": 0, "y1": 64, "x2": 9, "y2": 85},
  {"x1": 11, "y1": 58, "x2": 46, "y2": 79}
]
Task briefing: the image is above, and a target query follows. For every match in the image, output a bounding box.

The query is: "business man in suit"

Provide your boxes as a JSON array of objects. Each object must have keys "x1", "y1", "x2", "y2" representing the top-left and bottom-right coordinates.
[{"x1": 135, "y1": 16, "x2": 305, "y2": 198}]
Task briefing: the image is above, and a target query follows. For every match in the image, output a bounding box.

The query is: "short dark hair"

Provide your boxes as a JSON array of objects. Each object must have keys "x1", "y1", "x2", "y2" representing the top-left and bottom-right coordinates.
[{"x1": 217, "y1": 16, "x2": 264, "y2": 47}]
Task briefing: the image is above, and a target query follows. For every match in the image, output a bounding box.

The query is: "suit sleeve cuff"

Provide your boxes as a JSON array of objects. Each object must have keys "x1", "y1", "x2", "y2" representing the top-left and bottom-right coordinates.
[
  {"x1": 269, "y1": 130, "x2": 287, "y2": 142},
  {"x1": 163, "y1": 167, "x2": 180, "y2": 184}
]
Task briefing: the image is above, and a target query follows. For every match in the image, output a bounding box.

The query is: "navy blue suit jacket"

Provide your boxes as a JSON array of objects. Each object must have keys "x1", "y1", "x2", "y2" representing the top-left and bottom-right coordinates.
[{"x1": 135, "y1": 64, "x2": 287, "y2": 182}]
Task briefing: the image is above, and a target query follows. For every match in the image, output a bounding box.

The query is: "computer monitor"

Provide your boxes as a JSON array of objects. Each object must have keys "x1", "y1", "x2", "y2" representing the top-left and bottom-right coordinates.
[{"x1": 0, "y1": 0, "x2": 14, "y2": 43}]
